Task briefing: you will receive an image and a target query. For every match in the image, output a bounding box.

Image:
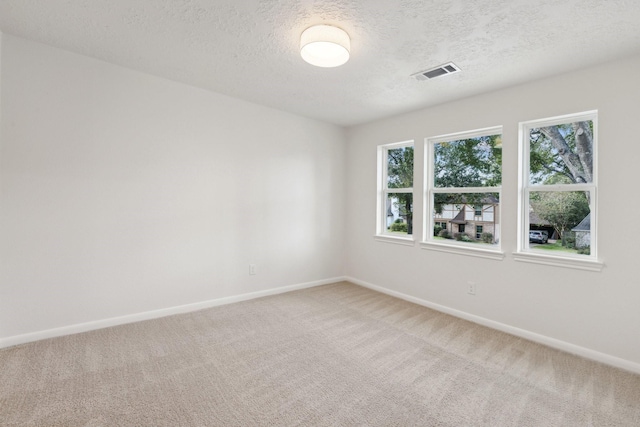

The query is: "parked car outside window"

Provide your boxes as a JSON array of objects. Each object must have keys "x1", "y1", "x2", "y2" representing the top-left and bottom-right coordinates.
[{"x1": 529, "y1": 230, "x2": 548, "y2": 244}]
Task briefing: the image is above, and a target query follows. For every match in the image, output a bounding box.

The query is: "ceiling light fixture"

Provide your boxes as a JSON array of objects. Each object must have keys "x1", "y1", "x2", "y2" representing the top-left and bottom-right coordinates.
[{"x1": 300, "y1": 25, "x2": 350, "y2": 68}]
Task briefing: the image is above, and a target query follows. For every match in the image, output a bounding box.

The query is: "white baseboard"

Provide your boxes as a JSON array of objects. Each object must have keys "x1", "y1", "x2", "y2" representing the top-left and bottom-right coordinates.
[
  {"x1": 346, "y1": 276, "x2": 640, "y2": 375},
  {"x1": 0, "y1": 276, "x2": 346, "y2": 349}
]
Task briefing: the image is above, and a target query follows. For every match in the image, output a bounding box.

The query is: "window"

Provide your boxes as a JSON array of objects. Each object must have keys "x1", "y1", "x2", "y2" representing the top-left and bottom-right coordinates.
[
  {"x1": 516, "y1": 111, "x2": 602, "y2": 271},
  {"x1": 376, "y1": 141, "x2": 414, "y2": 244},
  {"x1": 424, "y1": 127, "x2": 503, "y2": 259}
]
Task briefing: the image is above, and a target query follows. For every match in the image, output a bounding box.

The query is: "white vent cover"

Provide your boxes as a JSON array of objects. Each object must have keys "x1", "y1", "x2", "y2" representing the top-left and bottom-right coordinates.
[{"x1": 412, "y1": 62, "x2": 461, "y2": 80}]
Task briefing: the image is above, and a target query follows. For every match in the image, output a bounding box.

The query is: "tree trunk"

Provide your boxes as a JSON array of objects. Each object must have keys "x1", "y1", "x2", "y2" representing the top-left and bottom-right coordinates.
[
  {"x1": 405, "y1": 200, "x2": 413, "y2": 235},
  {"x1": 572, "y1": 121, "x2": 593, "y2": 184},
  {"x1": 539, "y1": 126, "x2": 586, "y2": 183},
  {"x1": 540, "y1": 123, "x2": 593, "y2": 205}
]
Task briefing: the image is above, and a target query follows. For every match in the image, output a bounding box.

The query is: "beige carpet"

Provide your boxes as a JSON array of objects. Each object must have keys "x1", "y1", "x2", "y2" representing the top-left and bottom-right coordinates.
[{"x1": 1, "y1": 281, "x2": 639, "y2": 426}]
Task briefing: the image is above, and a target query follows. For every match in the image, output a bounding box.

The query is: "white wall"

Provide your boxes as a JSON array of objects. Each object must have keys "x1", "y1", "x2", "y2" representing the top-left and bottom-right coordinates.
[
  {"x1": 345, "y1": 54, "x2": 640, "y2": 368},
  {"x1": 0, "y1": 35, "x2": 345, "y2": 341}
]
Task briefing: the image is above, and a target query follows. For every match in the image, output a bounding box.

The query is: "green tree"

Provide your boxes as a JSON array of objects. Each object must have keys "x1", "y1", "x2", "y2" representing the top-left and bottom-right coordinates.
[
  {"x1": 530, "y1": 121, "x2": 593, "y2": 202},
  {"x1": 387, "y1": 146, "x2": 414, "y2": 234},
  {"x1": 530, "y1": 190, "x2": 589, "y2": 244},
  {"x1": 434, "y1": 135, "x2": 502, "y2": 187},
  {"x1": 433, "y1": 135, "x2": 502, "y2": 212}
]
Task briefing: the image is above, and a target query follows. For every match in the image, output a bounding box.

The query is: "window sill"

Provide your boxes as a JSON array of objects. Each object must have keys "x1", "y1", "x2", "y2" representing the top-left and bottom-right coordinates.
[
  {"x1": 420, "y1": 241, "x2": 505, "y2": 260},
  {"x1": 512, "y1": 251, "x2": 604, "y2": 272},
  {"x1": 374, "y1": 235, "x2": 416, "y2": 247}
]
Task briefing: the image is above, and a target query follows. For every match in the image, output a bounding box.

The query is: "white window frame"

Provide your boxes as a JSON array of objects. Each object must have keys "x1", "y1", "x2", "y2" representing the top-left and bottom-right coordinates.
[
  {"x1": 422, "y1": 126, "x2": 504, "y2": 260},
  {"x1": 375, "y1": 140, "x2": 415, "y2": 246},
  {"x1": 515, "y1": 110, "x2": 603, "y2": 271}
]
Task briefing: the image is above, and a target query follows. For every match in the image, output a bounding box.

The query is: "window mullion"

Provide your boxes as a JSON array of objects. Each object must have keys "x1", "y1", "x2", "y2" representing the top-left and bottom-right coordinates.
[
  {"x1": 432, "y1": 186, "x2": 500, "y2": 194},
  {"x1": 529, "y1": 183, "x2": 594, "y2": 192}
]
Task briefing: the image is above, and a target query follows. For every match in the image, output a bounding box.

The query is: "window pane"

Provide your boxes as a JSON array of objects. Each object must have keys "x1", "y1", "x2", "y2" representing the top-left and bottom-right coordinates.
[
  {"x1": 386, "y1": 193, "x2": 413, "y2": 235},
  {"x1": 529, "y1": 191, "x2": 591, "y2": 255},
  {"x1": 529, "y1": 120, "x2": 594, "y2": 185},
  {"x1": 387, "y1": 146, "x2": 414, "y2": 188},
  {"x1": 433, "y1": 192, "x2": 499, "y2": 244},
  {"x1": 434, "y1": 135, "x2": 501, "y2": 188}
]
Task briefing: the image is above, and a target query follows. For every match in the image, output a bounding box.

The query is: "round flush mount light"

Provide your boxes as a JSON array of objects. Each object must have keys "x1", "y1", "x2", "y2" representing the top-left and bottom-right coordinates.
[{"x1": 300, "y1": 24, "x2": 350, "y2": 68}]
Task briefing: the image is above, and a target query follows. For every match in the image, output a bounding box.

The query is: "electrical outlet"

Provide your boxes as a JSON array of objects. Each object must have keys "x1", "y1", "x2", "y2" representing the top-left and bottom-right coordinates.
[
  {"x1": 467, "y1": 281, "x2": 476, "y2": 295},
  {"x1": 249, "y1": 264, "x2": 257, "y2": 275}
]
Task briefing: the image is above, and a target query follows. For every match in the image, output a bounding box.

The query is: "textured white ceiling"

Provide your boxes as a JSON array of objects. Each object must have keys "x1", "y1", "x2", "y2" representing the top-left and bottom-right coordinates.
[{"x1": 1, "y1": 0, "x2": 640, "y2": 127}]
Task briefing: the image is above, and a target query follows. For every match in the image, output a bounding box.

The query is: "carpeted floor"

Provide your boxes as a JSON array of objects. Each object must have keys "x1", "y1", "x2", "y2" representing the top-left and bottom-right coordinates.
[{"x1": 1, "y1": 281, "x2": 639, "y2": 426}]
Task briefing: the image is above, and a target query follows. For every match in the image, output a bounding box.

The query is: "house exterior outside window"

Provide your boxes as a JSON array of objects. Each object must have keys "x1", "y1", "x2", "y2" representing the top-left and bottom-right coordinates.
[{"x1": 434, "y1": 197, "x2": 499, "y2": 243}]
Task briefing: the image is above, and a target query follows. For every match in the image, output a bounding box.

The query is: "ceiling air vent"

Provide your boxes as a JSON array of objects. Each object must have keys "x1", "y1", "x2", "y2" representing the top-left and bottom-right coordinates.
[{"x1": 412, "y1": 62, "x2": 461, "y2": 81}]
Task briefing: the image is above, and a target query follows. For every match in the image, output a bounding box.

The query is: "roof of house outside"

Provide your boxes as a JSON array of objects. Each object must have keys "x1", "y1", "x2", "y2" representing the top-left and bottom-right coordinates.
[
  {"x1": 529, "y1": 211, "x2": 550, "y2": 226},
  {"x1": 572, "y1": 213, "x2": 591, "y2": 232},
  {"x1": 451, "y1": 209, "x2": 467, "y2": 224}
]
